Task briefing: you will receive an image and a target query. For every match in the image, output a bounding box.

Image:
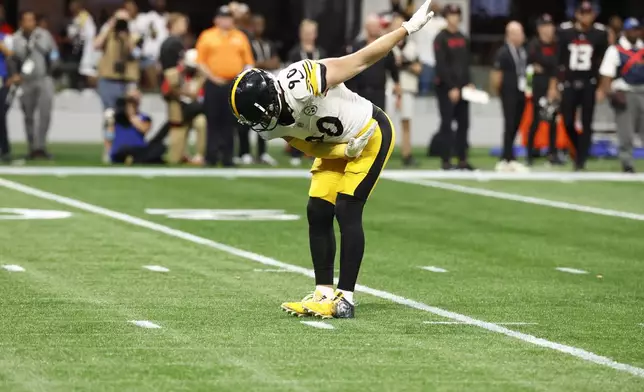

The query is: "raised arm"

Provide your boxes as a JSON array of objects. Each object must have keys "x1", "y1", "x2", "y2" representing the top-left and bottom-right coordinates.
[{"x1": 320, "y1": 0, "x2": 434, "y2": 88}]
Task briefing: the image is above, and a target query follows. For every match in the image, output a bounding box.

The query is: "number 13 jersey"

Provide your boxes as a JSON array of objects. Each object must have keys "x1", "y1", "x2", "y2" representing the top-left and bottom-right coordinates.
[
  {"x1": 557, "y1": 22, "x2": 609, "y2": 83},
  {"x1": 258, "y1": 60, "x2": 374, "y2": 144}
]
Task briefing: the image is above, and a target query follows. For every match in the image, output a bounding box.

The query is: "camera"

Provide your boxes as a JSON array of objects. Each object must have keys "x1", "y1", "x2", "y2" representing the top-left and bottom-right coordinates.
[
  {"x1": 114, "y1": 18, "x2": 129, "y2": 33},
  {"x1": 114, "y1": 96, "x2": 138, "y2": 126}
]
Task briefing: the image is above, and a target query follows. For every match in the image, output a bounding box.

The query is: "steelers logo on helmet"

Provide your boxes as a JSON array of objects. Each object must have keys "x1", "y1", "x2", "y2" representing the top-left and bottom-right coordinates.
[{"x1": 229, "y1": 69, "x2": 282, "y2": 132}]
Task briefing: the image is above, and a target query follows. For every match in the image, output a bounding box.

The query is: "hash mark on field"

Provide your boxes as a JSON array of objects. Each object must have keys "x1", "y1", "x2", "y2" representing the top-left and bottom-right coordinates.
[
  {"x1": 424, "y1": 321, "x2": 538, "y2": 325},
  {"x1": 301, "y1": 321, "x2": 334, "y2": 330},
  {"x1": 253, "y1": 268, "x2": 292, "y2": 273},
  {"x1": 2, "y1": 264, "x2": 25, "y2": 272},
  {"x1": 129, "y1": 320, "x2": 162, "y2": 329},
  {"x1": 420, "y1": 266, "x2": 448, "y2": 273},
  {"x1": 143, "y1": 265, "x2": 170, "y2": 272},
  {"x1": 556, "y1": 267, "x2": 589, "y2": 275},
  {"x1": 3, "y1": 178, "x2": 643, "y2": 379}
]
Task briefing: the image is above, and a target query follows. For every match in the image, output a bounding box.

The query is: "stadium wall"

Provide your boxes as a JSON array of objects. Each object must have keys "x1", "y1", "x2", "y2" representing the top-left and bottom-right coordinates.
[{"x1": 5, "y1": 92, "x2": 614, "y2": 147}]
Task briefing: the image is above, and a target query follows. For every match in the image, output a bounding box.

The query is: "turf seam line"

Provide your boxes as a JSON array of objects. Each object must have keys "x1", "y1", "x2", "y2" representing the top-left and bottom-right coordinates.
[
  {"x1": 2, "y1": 167, "x2": 644, "y2": 182},
  {"x1": 397, "y1": 179, "x2": 644, "y2": 222},
  {"x1": 1, "y1": 177, "x2": 643, "y2": 379}
]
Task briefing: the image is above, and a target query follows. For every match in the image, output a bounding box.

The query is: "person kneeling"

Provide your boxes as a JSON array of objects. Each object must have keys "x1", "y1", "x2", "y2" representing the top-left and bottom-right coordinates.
[
  {"x1": 162, "y1": 49, "x2": 206, "y2": 165},
  {"x1": 110, "y1": 88, "x2": 165, "y2": 164}
]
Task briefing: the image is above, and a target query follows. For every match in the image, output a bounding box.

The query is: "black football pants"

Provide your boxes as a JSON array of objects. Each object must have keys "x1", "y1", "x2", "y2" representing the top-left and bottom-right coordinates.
[
  {"x1": 560, "y1": 81, "x2": 596, "y2": 168},
  {"x1": 500, "y1": 90, "x2": 525, "y2": 162}
]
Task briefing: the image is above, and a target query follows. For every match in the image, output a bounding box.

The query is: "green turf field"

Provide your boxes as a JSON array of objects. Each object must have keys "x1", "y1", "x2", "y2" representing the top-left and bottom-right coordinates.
[{"x1": 1, "y1": 166, "x2": 643, "y2": 391}]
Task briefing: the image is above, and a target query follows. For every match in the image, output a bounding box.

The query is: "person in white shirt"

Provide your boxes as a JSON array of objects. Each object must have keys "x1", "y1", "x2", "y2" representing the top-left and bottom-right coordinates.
[
  {"x1": 128, "y1": 0, "x2": 168, "y2": 90},
  {"x1": 598, "y1": 18, "x2": 644, "y2": 173},
  {"x1": 68, "y1": 0, "x2": 97, "y2": 88},
  {"x1": 413, "y1": 1, "x2": 445, "y2": 95},
  {"x1": 390, "y1": 14, "x2": 422, "y2": 166}
]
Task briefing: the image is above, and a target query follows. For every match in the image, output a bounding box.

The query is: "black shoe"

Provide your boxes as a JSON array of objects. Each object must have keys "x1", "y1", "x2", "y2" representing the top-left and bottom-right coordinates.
[
  {"x1": 441, "y1": 162, "x2": 455, "y2": 171},
  {"x1": 548, "y1": 155, "x2": 565, "y2": 166},
  {"x1": 402, "y1": 155, "x2": 419, "y2": 167},
  {"x1": 574, "y1": 163, "x2": 586, "y2": 172},
  {"x1": 623, "y1": 164, "x2": 636, "y2": 173},
  {"x1": 457, "y1": 161, "x2": 476, "y2": 171}
]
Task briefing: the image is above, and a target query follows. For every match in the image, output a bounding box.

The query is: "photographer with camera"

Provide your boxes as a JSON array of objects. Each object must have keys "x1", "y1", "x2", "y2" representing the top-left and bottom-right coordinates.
[
  {"x1": 13, "y1": 10, "x2": 58, "y2": 160},
  {"x1": 94, "y1": 9, "x2": 142, "y2": 163},
  {"x1": 161, "y1": 49, "x2": 206, "y2": 165},
  {"x1": 109, "y1": 86, "x2": 164, "y2": 164}
]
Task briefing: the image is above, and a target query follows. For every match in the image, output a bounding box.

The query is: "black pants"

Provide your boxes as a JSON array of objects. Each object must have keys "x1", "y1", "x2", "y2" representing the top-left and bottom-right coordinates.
[
  {"x1": 436, "y1": 85, "x2": 469, "y2": 163},
  {"x1": 500, "y1": 90, "x2": 526, "y2": 162},
  {"x1": 204, "y1": 80, "x2": 236, "y2": 166},
  {"x1": 358, "y1": 88, "x2": 386, "y2": 112},
  {"x1": 112, "y1": 143, "x2": 166, "y2": 164},
  {"x1": 561, "y1": 81, "x2": 596, "y2": 168},
  {"x1": 238, "y1": 125, "x2": 267, "y2": 157},
  {"x1": 0, "y1": 86, "x2": 9, "y2": 156},
  {"x1": 527, "y1": 78, "x2": 557, "y2": 161}
]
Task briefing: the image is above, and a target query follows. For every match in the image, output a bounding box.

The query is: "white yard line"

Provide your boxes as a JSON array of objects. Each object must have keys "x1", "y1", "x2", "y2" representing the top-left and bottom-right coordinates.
[
  {"x1": 0, "y1": 177, "x2": 643, "y2": 379},
  {"x1": 397, "y1": 179, "x2": 644, "y2": 222},
  {"x1": 1, "y1": 167, "x2": 644, "y2": 182},
  {"x1": 424, "y1": 321, "x2": 538, "y2": 325},
  {"x1": 301, "y1": 321, "x2": 335, "y2": 330},
  {"x1": 556, "y1": 267, "x2": 589, "y2": 275},
  {"x1": 253, "y1": 269, "x2": 292, "y2": 273}
]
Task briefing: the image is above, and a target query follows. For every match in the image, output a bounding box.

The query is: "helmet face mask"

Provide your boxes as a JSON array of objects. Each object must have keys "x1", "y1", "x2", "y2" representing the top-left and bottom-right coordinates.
[{"x1": 231, "y1": 69, "x2": 282, "y2": 133}]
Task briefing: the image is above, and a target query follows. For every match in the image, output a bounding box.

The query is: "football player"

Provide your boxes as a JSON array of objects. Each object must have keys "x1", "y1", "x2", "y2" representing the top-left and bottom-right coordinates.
[
  {"x1": 228, "y1": 0, "x2": 436, "y2": 318},
  {"x1": 548, "y1": 1, "x2": 609, "y2": 171}
]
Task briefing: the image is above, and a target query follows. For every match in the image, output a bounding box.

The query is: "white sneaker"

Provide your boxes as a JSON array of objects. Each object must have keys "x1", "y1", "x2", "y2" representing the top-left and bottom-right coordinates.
[
  {"x1": 290, "y1": 157, "x2": 302, "y2": 167},
  {"x1": 240, "y1": 153, "x2": 254, "y2": 165},
  {"x1": 102, "y1": 151, "x2": 112, "y2": 164},
  {"x1": 260, "y1": 153, "x2": 278, "y2": 166},
  {"x1": 232, "y1": 156, "x2": 242, "y2": 165},
  {"x1": 508, "y1": 160, "x2": 531, "y2": 173},
  {"x1": 495, "y1": 161, "x2": 509, "y2": 172}
]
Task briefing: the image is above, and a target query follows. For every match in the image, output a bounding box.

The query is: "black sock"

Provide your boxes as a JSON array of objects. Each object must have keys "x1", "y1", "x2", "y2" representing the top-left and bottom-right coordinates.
[
  {"x1": 335, "y1": 193, "x2": 366, "y2": 292},
  {"x1": 307, "y1": 197, "x2": 336, "y2": 286}
]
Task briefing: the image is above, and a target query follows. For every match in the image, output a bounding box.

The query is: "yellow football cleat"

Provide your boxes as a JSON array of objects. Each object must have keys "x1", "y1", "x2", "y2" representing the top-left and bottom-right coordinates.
[
  {"x1": 302, "y1": 291, "x2": 355, "y2": 319},
  {"x1": 281, "y1": 290, "x2": 326, "y2": 317}
]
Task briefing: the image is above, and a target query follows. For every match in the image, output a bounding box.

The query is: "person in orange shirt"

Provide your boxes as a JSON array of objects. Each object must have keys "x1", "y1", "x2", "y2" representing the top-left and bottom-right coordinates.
[{"x1": 196, "y1": 5, "x2": 254, "y2": 167}]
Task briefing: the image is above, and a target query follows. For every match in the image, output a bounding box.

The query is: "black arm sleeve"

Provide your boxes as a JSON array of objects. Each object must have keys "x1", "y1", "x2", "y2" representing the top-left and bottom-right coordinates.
[
  {"x1": 386, "y1": 51, "x2": 400, "y2": 83},
  {"x1": 434, "y1": 33, "x2": 453, "y2": 89}
]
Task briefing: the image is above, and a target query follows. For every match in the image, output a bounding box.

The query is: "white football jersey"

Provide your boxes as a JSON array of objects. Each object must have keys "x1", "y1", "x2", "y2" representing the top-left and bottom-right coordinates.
[{"x1": 258, "y1": 60, "x2": 373, "y2": 143}]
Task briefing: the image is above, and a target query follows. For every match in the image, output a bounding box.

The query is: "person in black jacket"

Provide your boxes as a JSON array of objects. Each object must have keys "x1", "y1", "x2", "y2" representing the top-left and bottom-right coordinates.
[
  {"x1": 490, "y1": 21, "x2": 529, "y2": 172},
  {"x1": 345, "y1": 14, "x2": 400, "y2": 111},
  {"x1": 526, "y1": 14, "x2": 561, "y2": 166},
  {"x1": 433, "y1": 4, "x2": 474, "y2": 170}
]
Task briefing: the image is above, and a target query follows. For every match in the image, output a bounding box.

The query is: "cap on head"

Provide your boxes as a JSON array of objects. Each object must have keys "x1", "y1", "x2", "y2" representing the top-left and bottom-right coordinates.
[
  {"x1": 217, "y1": 5, "x2": 233, "y2": 18},
  {"x1": 623, "y1": 17, "x2": 640, "y2": 31},
  {"x1": 536, "y1": 13, "x2": 553, "y2": 26},
  {"x1": 443, "y1": 4, "x2": 462, "y2": 17},
  {"x1": 183, "y1": 49, "x2": 198, "y2": 68},
  {"x1": 577, "y1": 1, "x2": 594, "y2": 14}
]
